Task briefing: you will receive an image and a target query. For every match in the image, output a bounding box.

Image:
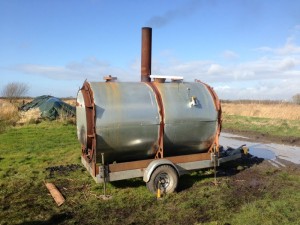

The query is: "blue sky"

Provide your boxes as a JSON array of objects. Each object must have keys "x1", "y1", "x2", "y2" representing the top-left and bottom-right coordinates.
[{"x1": 1, "y1": 0, "x2": 300, "y2": 100}]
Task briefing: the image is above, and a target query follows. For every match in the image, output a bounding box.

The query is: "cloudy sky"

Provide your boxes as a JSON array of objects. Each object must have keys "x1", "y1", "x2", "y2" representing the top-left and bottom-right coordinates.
[{"x1": 1, "y1": 0, "x2": 300, "y2": 100}]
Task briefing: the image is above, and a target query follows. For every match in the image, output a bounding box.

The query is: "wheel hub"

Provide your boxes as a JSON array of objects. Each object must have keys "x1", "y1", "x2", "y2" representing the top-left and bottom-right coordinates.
[{"x1": 157, "y1": 173, "x2": 170, "y2": 189}]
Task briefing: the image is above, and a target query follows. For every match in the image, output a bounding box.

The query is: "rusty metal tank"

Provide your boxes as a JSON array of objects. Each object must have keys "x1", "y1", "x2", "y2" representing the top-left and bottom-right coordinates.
[{"x1": 76, "y1": 80, "x2": 221, "y2": 164}]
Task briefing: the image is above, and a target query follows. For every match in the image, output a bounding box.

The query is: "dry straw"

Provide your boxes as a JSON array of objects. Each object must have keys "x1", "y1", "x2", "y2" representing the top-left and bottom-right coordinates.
[
  {"x1": 18, "y1": 108, "x2": 41, "y2": 124},
  {"x1": 222, "y1": 103, "x2": 300, "y2": 120},
  {"x1": 0, "y1": 101, "x2": 20, "y2": 124}
]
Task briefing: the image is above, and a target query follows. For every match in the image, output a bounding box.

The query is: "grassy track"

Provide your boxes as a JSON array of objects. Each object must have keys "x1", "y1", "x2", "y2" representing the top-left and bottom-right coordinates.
[
  {"x1": 1, "y1": 122, "x2": 300, "y2": 225},
  {"x1": 222, "y1": 114, "x2": 300, "y2": 138},
  {"x1": 222, "y1": 102, "x2": 300, "y2": 140}
]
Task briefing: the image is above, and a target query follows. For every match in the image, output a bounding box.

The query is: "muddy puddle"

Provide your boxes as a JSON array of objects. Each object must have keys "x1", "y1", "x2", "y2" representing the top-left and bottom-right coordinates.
[{"x1": 220, "y1": 133, "x2": 300, "y2": 166}]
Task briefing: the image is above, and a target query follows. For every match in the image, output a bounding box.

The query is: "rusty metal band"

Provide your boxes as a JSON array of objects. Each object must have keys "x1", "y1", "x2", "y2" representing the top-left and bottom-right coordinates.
[
  {"x1": 146, "y1": 82, "x2": 165, "y2": 158},
  {"x1": 80, "y1": 81, "x2": 97, "y2": 164},
  {"x1": 195, "y1": 79, "x2": 222, "y2": 153}
]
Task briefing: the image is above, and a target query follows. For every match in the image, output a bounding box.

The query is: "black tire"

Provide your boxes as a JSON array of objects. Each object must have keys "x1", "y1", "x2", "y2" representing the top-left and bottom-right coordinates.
[{"x1": 146, "y1": 165, "x2": 178, "y2": 194}]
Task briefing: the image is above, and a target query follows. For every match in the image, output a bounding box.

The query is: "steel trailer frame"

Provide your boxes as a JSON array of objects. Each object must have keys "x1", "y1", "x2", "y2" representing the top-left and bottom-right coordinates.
[{"x1": 81, "y1": 150, "x2": 242, "y2": 184}]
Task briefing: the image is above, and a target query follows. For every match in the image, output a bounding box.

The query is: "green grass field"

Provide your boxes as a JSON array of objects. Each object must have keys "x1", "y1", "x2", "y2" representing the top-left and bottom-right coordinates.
[
  {"x1": 1, "y1": 121, "x2": 300, "y2": 225},
  {"x1": 223, "y1": 114, "x2": 300, "y2": 138}
]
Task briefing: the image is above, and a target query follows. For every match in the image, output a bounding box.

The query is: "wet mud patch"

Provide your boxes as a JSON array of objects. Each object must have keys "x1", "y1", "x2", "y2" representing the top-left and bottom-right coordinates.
[
  {"x1": 45, "y1": 164, "x2": 83, "y2": 178},
  {"x1": 218, "y1": 157, "x2": 300, "y2": 212},
  {"x1": 223, "y1": 164, "x2": 273, "y2": 208}
]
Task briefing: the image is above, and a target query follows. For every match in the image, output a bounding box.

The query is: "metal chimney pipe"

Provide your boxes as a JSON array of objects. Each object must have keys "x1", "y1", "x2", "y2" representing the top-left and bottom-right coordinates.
[{"x1": 141, "y1": 27, "x2": 152, "y2": 82}]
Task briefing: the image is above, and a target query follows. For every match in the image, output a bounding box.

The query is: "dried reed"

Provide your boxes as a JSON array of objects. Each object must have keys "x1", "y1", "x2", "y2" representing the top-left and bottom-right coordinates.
[
  {"x1": 18, "y1": 108, "x2": 41, "y2": 124},
  {"x1": 0, "y1": 102, "x2": 19, "y2": 123},
  {"x1": 222, "y1": 103, "x2": 300, "y2": 120}
]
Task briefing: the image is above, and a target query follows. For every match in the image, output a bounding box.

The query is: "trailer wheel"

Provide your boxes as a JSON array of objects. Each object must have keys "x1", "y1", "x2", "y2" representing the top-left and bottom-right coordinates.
[{"x1": 146, "y1": 165, "x2": 178, "y2": 194}]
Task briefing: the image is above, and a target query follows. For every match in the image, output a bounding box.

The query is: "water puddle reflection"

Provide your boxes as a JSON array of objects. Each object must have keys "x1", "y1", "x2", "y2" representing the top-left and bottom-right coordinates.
[
  {"x1": 220, "y1": 133, "x2": 300, "y2": 164},
  {"x1": 249, "y1": 148, "x2": 276, "y2": 160}
]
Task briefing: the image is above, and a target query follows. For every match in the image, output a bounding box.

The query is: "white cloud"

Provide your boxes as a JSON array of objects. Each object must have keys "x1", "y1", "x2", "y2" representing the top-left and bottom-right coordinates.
[
  {"x1": 9, "y1": 57, "x2": 129, "y2": 82},
  {"x1": 152, "y1": 53, "x2": 300, "y2": 83},
  {"x1": 214, "y1": 79, "x2": 300, "y2": 100},
  {"x1": 6, "y1": 26, "x2": 300, "y2": 100},
  {"x1": 151, "y1": 33, "x2": 300, "y2": 100},
  {"x1": 207, "y1": 64, "x2": 225, "y2": 75},
  {"x1": 256, "y1": 29, "x2": 300, "y2": 55},
  {"x1": 277, "y1": 57, "x2": 297, "y2": 70},
  {"x1": 214, "y1": 85, "x2": 231, "y2": 91},
  {"x1": 276, "y1": 41, "x2": 300, "y2": 55},
  {"x1": 221, "y1": 50, "x2": 239, "y2": 60}
]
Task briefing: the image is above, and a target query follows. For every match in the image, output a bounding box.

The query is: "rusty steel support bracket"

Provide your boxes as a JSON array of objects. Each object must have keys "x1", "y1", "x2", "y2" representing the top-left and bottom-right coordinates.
[
  {"x1": 155, "y1": 146, "x2": 164, "y2": 159},
  {"x1": 80, "y1": 81, "x2": 97, "y2": 169},
  {"x1": 147, "y1": 82, "x2": 165, "y2": 159}
]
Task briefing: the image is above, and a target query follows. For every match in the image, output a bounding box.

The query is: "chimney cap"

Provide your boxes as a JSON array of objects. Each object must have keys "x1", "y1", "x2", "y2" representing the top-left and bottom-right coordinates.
[
  {"x1": 103, "y1": 75, "x2": 117, "y2": 82},
  {"x1": 150, "y1": 75, "x2": 184, "y2": 81}
]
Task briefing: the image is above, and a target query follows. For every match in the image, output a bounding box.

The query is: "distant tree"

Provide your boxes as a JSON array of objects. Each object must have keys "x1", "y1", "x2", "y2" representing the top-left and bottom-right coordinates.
[
  {"x1": 292, "y1": 93, "x2": 300, "y2": 105},
  {"x1": 1, "y1": 82, "x2": 29, "y2": 103}
]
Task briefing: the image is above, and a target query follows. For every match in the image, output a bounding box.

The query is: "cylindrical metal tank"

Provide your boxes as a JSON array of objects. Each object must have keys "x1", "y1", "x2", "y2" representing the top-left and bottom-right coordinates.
[{"x1": 76, "y1": 81, "x2": 221, "y2": 164}]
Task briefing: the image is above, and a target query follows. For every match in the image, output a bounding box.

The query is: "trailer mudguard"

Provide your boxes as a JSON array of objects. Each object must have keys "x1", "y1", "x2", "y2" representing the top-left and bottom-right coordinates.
[{"x1": 143, "y1": 159, "x2": 179, "y2": 183}]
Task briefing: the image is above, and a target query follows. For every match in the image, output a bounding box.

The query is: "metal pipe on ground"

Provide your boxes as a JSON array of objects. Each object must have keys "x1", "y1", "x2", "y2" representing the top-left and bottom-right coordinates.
[{"x1": 141, "y1": 27, "x2": 152, "y2": 82}]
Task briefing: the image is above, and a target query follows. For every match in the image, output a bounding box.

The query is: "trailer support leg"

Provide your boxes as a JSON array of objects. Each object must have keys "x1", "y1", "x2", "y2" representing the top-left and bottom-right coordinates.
[
  {"x1": 101, "y1": 153, "x2": 107, "y2": 197},
  {"x1": 212, "y1": 146, "x2": 219, "y2": 186}
]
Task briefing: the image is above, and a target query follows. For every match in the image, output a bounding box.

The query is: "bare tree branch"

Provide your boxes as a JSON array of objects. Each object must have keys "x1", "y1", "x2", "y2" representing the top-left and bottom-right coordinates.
[{"x1": 1, "y1": 82, "x2": 29, "y2": 103}]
